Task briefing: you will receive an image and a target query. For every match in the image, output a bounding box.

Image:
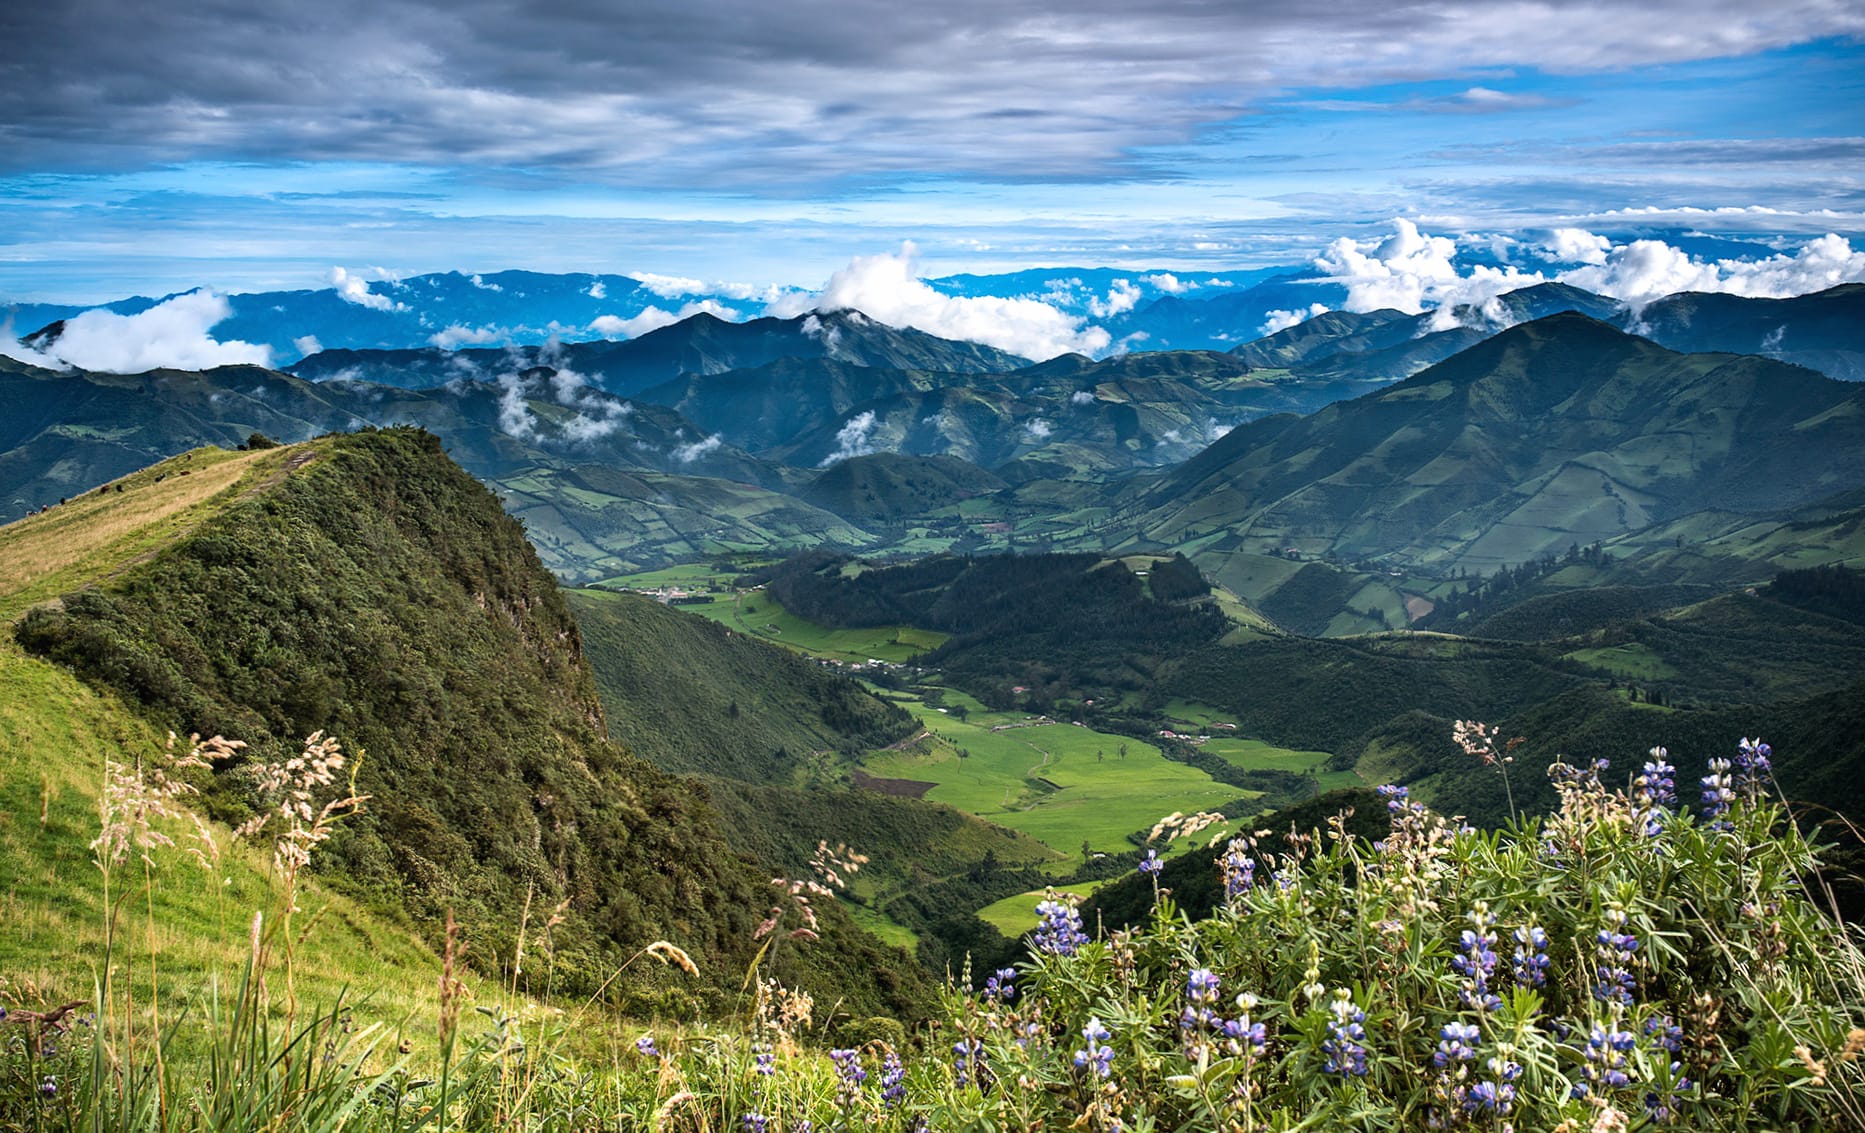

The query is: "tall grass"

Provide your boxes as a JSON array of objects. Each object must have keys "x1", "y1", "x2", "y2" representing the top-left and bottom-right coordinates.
[{"x1": 4, "y1": 731, "x2": 1861, "y2": 1131}]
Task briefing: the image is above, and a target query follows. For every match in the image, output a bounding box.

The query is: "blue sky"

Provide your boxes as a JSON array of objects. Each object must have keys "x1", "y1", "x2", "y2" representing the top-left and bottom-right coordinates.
[{"x1": 1, "y1": 2, "x2": 1860, "y2": 304}]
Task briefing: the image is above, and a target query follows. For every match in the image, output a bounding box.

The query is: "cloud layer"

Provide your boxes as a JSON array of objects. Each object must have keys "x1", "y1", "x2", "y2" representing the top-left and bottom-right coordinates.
[
  {"x1": 771, "y1": 244, "x2": 1110, "y2": 360},
  {"x1": 2, "y1": 289, "x2": 271, "y2": 372}
]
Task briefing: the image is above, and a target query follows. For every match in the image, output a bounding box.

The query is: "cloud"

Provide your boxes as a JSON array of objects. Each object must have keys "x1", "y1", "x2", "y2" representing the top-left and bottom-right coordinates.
[
  {"x1": 1260, "y1": 303, "x2": 1332, "y2": 335},
  {"x1": 1088, "y1": 279, "x2": 1141, "y2": 318},
  {"x1": 1141, "y1": 273, "x2": 1194, "y2": 294},
  {"x1": 1314, "y1": 219, "x2": 1546, "y2": 319},
  {"x1": 819, "y1": 410, "x2": 880, "y2": 467},
  {"x1": 429, "y1": 323, "x2": 510, "y2": 348},
  {"x1": 487, "y1": 361, "x2": 634, "y2": 444},
  {"x1": 586, "y1": 280, "x2": 606, "y2": 299},
  {"x1": 328, "y1": 266, "x2": 404, "y2": 312},
  {"x1": 1, "y1": 288, "x2": 271, "y2": 373},
  {"x1": 588, "y1": 299, "x2": 734, "y2": 339},
  {"x1": 1024, "y1": 418, "x2": 1053, "y2": 441},
  {"x1": 672, "y1": 434, "x2": 723, "y2": 463},
  {"x1": 1560, "y1": 232, "x2": 1865, "y2": 308},
  {"x1": 468, "y1": 273, "x2": 502, "y2": 291},
  {"x1": 1543, "y1": 228, "x2": 1611, "y2": 265},
  {"x1": 629, "y1": 271, "x2": 781, "y2": 303},
  {"x1": 1069, "y1": 389, "x2": 1096, "y2": 405},
  {"x1": 770, "y1": 243, "x2": 1110, "y2": 361},
  {"x1": 291, "y1": 334, "x2": 323, "y2": 357}
]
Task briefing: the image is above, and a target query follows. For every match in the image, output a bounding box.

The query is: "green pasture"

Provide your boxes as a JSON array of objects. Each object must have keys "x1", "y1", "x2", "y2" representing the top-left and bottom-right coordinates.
[
  {"x1": 688, "y1": 591, "x2": 948, "y2": 663},
  {"x1": 1563, "y1": 642, "x2": 1679, "y2": 680}
]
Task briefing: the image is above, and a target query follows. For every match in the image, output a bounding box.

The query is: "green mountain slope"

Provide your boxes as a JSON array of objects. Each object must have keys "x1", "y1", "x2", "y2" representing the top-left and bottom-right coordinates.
[
  {"x1": 797, "y1": 453, "x2": 1008, "y2": 525},
  {"x1": 566, "y1": 587, "x2": 915, "y2": 781},
  {"x1": 1123, "y1": 313, "x2": 1865, "y2": 575},
  {"x1": 7, "y1": 429, "x2": 929, "y2": 1015}
]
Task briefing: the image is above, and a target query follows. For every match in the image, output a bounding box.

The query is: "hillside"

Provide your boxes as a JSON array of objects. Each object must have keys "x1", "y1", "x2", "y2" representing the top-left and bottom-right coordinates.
[
  {"x1": 566, "y1": 587, "x2": 916, "y2": 781},
  {"x1": 5, "y1": 429, "x2": 929, "y2": 1016},
  {"x1": 1122, "y1": 313, "x2": 1865, "y2": 574}
]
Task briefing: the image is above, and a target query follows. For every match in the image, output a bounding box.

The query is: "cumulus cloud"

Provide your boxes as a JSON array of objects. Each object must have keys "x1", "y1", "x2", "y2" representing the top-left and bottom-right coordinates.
[
  {"x1": 769, "y1": 243, "x2": 1110, "y2": 361},
  {"x1": 489, "y1": 362, "x2": 634, "y2": 444},
  {"x1": 1543, "y1": 228, "x2": 1611, "y2": 265},
  {"x1": 429, "y1": 323, "x2": 511, "y2": 348},
  {"x1": 586, "y1": 280, "x2": 606, "y2": 299},
  {"x1": 1315, "y1": 219, "x2": 1546, "y2": 320},
  {"x1": 1260, "y1": 303, "x2": 1332, "y2": 335},
  {"x1": 1561, "y1": 232, "x2": 1865, "y2": 308},
  {"x1": 1141, "y1": 273, "x2": 1194, "y2": 294},
  {"x1": 629, "y1": 271, "x2": 782, "y2": 303},
  {"x1": 819, "y1": 410, "x2": 880, "y2": 467},
  {"x1": 292, "y1": 334, "x2": 323, "y2": 357},
  {"x1": 1088, "y1": 279, "x2": 1141, "y2": 318},
  {"x1": 329, "y1": 266, "x2": 404, "y2": 312},
  {"x1": 1, "y1": 288, "x2": 271, "y2": 373},
  {"x1": 468, "y1": 273, "x2": 502, "y2": 291},
  {"x1": 588, "y1": 299, "x2": 734, "y2": 339},
  {"x1": 1069, "y1": 389, "x2": 1097, "y2": 405},
  {"x1": 1024, "y1": 418, "x2": 1054, "y2": 441},
  {"x1": 672, "y1": 434, "x2": 723, "y2": 463}
]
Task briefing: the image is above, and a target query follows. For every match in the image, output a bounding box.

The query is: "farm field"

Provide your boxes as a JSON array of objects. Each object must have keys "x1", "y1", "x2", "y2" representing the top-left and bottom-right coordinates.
[
  {"x1": 688, "y1": 590, "x2": 948, "y2": 663},
  {"x1": 864, "y1": 706, "x2": 1250, "y2": 855},
  {"x1": 1563, "y1": 642, "x2": 1679, "y2": 680}
]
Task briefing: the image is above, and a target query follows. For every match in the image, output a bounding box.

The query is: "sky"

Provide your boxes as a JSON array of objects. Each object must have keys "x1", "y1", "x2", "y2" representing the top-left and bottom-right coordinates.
[{"x1": 1, "y1": 0, "x2": 1862, "y2": 305}]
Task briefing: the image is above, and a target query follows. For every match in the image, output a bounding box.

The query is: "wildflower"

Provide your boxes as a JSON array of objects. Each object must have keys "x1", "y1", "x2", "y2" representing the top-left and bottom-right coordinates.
[
  {"x1": 1451, "y1": 905, "x2": 1502, "y2": 1012},
  {"x1": 880, "y1": 1050, "x2": 906, "y2": 1108},
  {"x1": 1512, "y1": 924, "x2": 1550, "y2": 988},
  {"x1": 830, "y1": 1048, "x2": 866, "y2": 1108},
  {"x1": 1031, "y1": 894, "x2": 1088, "y2": 956},
  {"x1": 1593, "y1": 911, "x2": 1639, "y2": 1006},
  {"x1": 1138, "y1": 849, "x2": 1163, "y2": 875},
  {"x1": 1220, "y1": 837, "x2": 1256, "y2": 902},
  {"x1": 1575, "y1": 1027, "x2": 1637, "y2": 1097},
  {"x1": 1733, "y1": 737, "x2": 1773, "y2": 798},
  {"x1": 1186, "y1": 967, "x2": 1221, "y2": 1005},
  {"x1": 1700, "y1": 758, "x2": 1735, "y2": 827},
  {"x1": 1468, "y1": 1056, "x2": 1520, "y2": 1114},
  {"x1": 635, "y1": 1034, "x2": 659, "y2": 1058},
  {"x1": 952, "y1": 1037, "x2": 985, "y2": 1088},
  {"x1": 1434, "y1": 1021, "x2": 1481, "y2": 1067},
  {"x1": 1073, "y1": 1017, "x2": 1114, "y2": 1079},
  {"x1": 742, "y1": 1114, "x2": 769, "y2": 1133},
  {"x1": 982, "y1": 967, "x2": 1017, "y2": 1003},
  {"x1": 753, "y1": 1047, "x2": 775, "y2": 1076},
  {"x1": 39, "y1": 1077, "x2": 56, "y2": 1099},
  {"x1": 1321, "y1": 989, "x2": 1369, "y2": 1078},
  {"x1": 1375, "y1": 783, "x2": 1409, "y2": 813}
]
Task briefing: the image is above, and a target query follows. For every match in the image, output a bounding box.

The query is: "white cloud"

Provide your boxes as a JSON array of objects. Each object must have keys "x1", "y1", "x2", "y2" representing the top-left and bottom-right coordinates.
[
  {"x1": 629, "y1": 271, "x2": 780, "y2": 303},
  {"x1": 819, "y1": 410, "x2": 880, "y2": 466},
  {"x1": 586, "y1": 280, "x2": 606, "y2": 299},
  {"x1": 768, "y1": 243, "x2": 1110, "y2": 361},
  {"x1": 429, "y1": 324, "x2": 511, "y2": 349},
  {"x1": 588, "y1": 299, "x2": 734, "y2": 339},
  {"x1": 328, "y1": 266, "x2": 404, "y2": 312},
  {"x1": 1141, "y1": 273, "x2": 1195, "y2": 294},
  {"x1": 1069, "y1": 389, "x2": 1097, "y2": 405},
  {"x1": 1, "y1": 289, "x2": 271, "y2": 373},
  {"x1": 1314, "y1": 219, "x2": 1547, "y2": 319},
  {"x1": 469, "y1": 273, "x2": 503, "y2": 292},
  {"x1": 1560, "y1": 232, "x2": 1865, "y2": 308},
  {"x1": 1543, "y1": 228, "x2": 1611, "y2": 265},
  {"x1": 1088, "y1": 279, "x2": 1141, "y2": 318},
  {"x1": 291, "y1": 334, "x2": 323, "y2": 357},
  {"x1": 488, "y1": 363, "x2": 635, "y2": 444},
  {"x1": 1024, "y1": 418, "x2": 1054, "y2": 441},
  {"x1": 1260, "y1": 303, "x2": 1332, "y2": 335},
  {"x1": 672, "y1": 434, "x2": 723, "y2": 463}
]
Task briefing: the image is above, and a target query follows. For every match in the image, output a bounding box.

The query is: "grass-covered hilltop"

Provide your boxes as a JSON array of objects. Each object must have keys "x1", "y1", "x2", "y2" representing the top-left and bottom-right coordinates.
[{"x1": 1, "y1": 424, "x2": 1861, "y2": 1131}]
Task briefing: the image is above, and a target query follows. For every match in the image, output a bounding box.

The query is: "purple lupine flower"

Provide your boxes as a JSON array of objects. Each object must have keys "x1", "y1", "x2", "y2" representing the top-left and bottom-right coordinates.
[
  {"x1": 1031, "y1": 897, "x2": 1088, "y2": 956},
  {"x1": 1138, "y1": 849, "x2": 1163, "y2": 875},
  {"x1": 1593, "y1": 922, "x2": 1639, "y2": 1005},
  {"x1": 952, "y1": 1037, "x2": 985, "y2": 1087},
  {"x1": 753, "y1": 1047, "x2": 775, "y2": 1076},
  {"x1": 880, "y1": 1050, "x2": 906, "y2": 1108},
  {"x1": 1321, "y1": 991, "x2": 1369, "y2": 1078},
  {"x1": 1574, "y1": 1027, "x2": 1638, "y2": 1097},
  {"x1": 1186, "y1": 968, "x2": 1220, "y2": 1004},
  {"x1": 1220, "y1": 838, "x2": 1255, "y2": 901},
  {"x1": 1452, "y1": 907, "x2": 1502, "y2": 1012},
  {"x1": 830, "y1": 1048, "x2": 866, "y2": 1109},
  {"x1": 1700, "y1": 757, "x2": 1735, "y2": 827},
  {"x1": 982, "y1": 967, "x2": 1017, "y2": 1003},
  {"x1": 1073, "y1": 1017, "x2": 1114, "y2": 1079},
  {"x1": 1467, "y1": 1056, "x2": 1520, "y2": 1114},
  {"x1": 742, "y1": 1114, "x2": 769, "y2": 1133},
  {"x1": 634, "y1": 1034, "x2": 659, "y2": 1058},
  {"x1": 1434, "y1": 1021, "x2": 1481, "y2": 1067},
  {"x1": 1511, "y1": 924, "x2": 1550, "y2": 989},
  {"x1": 39, "y1": 1077, "x2": 56, "y2": 1100},
  {"x1": 1375, "y1": 784, "x2": 1409, "y2": 813},
  {"x1": 1733, "y1": 737, "x2": 1773, "y2": 798}
]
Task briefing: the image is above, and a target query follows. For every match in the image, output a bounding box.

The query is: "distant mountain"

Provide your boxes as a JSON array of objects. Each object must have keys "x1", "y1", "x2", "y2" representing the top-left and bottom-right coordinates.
[
  {"x1": 1634, "y1": 283, "x2": 1865, "y2": 380},
  {"x1": 1102, "y1": 274, "x2": 1349, "y2": 350},
  {"x1": 1119, "y1": 313, "x2": 1865, "y2": 575},
  {"x1": 798, "y1": 453, "x2": 1009, "y2": 524},
  {"x1": 291, "y1": 309, "x2": 1031, "y2": 396}
]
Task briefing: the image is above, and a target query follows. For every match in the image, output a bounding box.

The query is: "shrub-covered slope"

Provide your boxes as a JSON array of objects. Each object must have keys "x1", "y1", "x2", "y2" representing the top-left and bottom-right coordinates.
[{"x1": 11, "y1": 428, "x2": 929, "y2": 1015}]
